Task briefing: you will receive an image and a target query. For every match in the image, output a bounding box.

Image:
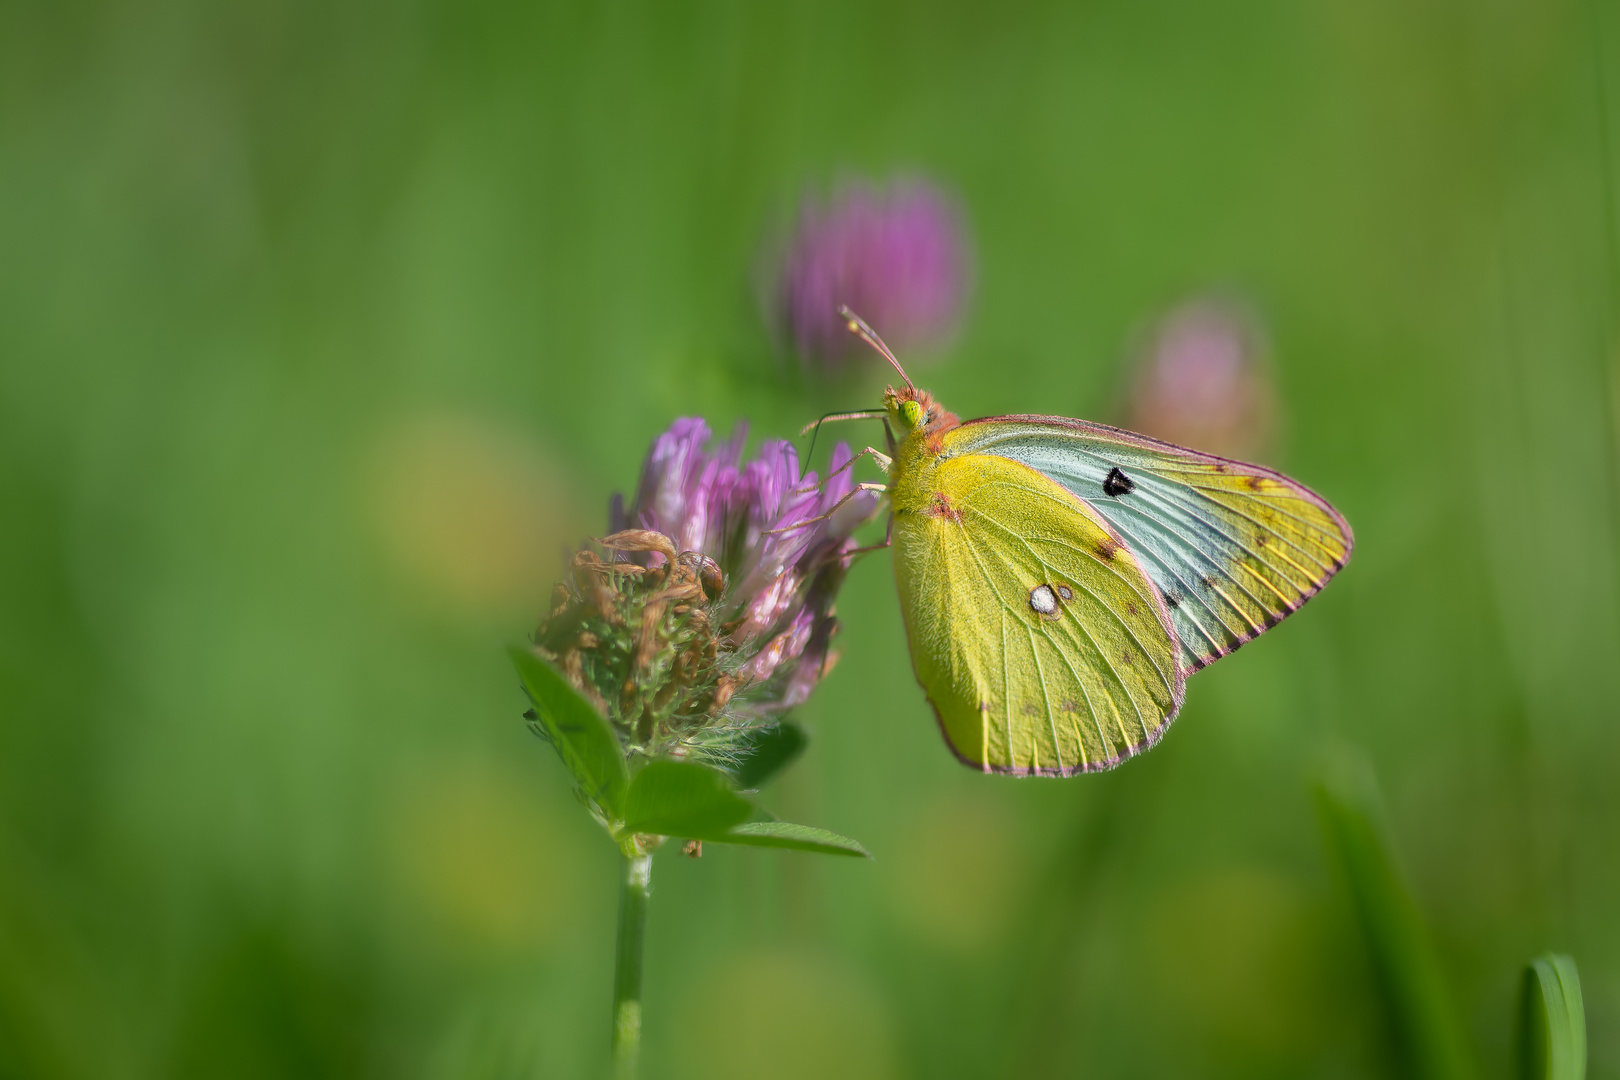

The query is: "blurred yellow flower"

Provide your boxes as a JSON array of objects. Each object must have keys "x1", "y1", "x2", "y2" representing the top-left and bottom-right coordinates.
[
  {"x1": 679, "y1": 949, "x2": 899, "y2": 1080},
  {"x1": 882, "y1": 788, "x2": 1028, "y2": 954},
  {"x1": 1147, "y1": 867, "x2": 1326, "y2": 1057},
  {"x1": 365, "y1": 412, "x2": 580, "y2": 619},
  {"x1": 389, "y1": 757, "x2": 583, "y2": 952}
]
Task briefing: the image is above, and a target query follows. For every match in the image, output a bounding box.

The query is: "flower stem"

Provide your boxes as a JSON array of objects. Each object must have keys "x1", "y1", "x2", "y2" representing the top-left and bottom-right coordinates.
[{"x1": 611, "y1": 850, "x2": 652, "y2": 1080}]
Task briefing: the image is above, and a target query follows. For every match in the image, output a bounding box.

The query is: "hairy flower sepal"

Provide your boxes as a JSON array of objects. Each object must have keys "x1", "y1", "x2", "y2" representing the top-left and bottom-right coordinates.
[{"x1": 513, "y1": 647, "x2": 869, "y2": 858}]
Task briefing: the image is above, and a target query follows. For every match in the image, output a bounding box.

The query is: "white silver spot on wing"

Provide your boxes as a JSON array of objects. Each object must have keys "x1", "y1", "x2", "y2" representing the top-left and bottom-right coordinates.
[{"x1": 1029, "y1": 584, "x2": 1058, "y2": 615}]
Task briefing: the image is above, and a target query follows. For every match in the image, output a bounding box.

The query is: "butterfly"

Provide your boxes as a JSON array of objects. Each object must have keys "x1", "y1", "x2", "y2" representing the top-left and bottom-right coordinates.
[{"x1": 786, "y1": 308, "x2": 1352, "y2": 775}]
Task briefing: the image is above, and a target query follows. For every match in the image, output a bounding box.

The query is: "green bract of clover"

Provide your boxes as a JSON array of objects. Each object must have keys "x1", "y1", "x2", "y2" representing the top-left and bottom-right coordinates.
[{"x1": 513, "y1": 646, "x2": 867, "y2": 859}]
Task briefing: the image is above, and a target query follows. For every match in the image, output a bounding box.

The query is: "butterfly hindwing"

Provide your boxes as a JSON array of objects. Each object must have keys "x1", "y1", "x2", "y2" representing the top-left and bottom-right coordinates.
[
  {"x1": 944, "y1": 417, "x2": 1353, "y2": 672},
  {"x1": 890, "y1": 451, "x2": 1185, "y2": 774}
]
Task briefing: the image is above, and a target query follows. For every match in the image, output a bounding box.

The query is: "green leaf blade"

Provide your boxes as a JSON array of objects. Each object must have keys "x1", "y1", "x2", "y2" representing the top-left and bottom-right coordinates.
[
  {"x1": 714, "y1": 821, "x2": 871, "y2": 858},
  {"x1": 622, "y1": 760, "x2": 752, "y2": 839},
  {"x1": 730, "y1": 720, "x2": 809, "y2": 790},
  {"x1": 1522, "y1": 954, "x2": 1585, "y2": 1080},
  {"x1": 510, "y1": 646, "x2": 629, "y2": 822},
  {"x1": 1551, "y1": 955, "x2": 1587, "y2": 1079}
]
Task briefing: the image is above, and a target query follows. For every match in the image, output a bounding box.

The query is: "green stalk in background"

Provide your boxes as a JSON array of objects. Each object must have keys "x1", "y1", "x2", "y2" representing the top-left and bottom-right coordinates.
[{"x1": 1314, "y1": 754, "x2": 1480, "y2": 1080}]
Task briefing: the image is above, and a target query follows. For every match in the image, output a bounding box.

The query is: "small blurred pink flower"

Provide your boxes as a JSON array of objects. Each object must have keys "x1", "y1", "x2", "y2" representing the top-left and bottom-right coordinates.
[
  {"x1": 1126, "y1": 298, "x2": 1277, "y2": 461},
  {"x1": 772, "y1": 178, "x2": 969, "y2": 373}
]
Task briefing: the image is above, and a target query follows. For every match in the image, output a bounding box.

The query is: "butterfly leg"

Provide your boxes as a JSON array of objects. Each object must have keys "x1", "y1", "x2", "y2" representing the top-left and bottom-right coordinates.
[
  {"x1": 793, "y1": 446, "x2": 895, "y2": 494},
  {"x1": 763, "y1": 483, "x2": 888, "y2": 534},
  {"x1": 845, "y1": 512, "x2": 895, "y2": 557}
]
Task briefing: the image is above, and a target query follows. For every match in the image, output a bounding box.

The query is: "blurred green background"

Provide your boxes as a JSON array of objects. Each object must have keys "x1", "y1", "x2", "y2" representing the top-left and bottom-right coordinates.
[{"x1": 4, "y1": 1, "x2": 1620, "y2": 1077}]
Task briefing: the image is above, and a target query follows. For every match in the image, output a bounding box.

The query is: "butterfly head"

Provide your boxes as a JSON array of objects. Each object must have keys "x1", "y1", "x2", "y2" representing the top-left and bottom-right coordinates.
[{"x1": 883, "y1": 385, "x2": 959, "y2": 440}]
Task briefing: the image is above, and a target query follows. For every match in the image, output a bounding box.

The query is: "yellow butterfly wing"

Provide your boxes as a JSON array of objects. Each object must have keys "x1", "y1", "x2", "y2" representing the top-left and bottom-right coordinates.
[
  {"x1": 891, "y1": 451, "x2": 1185, "y2": 774},
  {"x1": 946, "y1": 417, "x2": 1354, "y2": 672}
]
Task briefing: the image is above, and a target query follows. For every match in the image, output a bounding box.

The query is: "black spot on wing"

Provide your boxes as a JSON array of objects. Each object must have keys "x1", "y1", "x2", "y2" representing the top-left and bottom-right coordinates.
[{"x1": 1103, "y1": 466, "x2": 1135, "y2": 497}]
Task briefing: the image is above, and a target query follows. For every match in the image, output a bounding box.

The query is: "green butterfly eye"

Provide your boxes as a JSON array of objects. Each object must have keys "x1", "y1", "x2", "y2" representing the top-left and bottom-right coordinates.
[{"x1": 900, "y1": 400, "x2": 924, "y2": 428}]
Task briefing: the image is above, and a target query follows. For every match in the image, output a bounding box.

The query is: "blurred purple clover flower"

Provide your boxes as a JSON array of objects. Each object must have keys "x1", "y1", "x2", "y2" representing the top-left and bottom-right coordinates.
[
  {"x1": 772, "y1": 178, "x2": 969, "y2": 373},
  {"x1": 536, "y1": 417, "x2": 881, "y2": 768},
  {"x1": 1126, "y1": 297, "x2": 1278, "y2": 461}
]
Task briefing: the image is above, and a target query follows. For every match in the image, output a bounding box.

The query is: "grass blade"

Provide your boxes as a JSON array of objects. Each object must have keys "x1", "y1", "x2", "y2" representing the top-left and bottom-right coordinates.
[
  {"x1": 1315, "y1": 753, "x2": 1479, "y2": 1080},
  {"x1": 1522, "y1": 953, "x2": 1586, "y2": 1080}
]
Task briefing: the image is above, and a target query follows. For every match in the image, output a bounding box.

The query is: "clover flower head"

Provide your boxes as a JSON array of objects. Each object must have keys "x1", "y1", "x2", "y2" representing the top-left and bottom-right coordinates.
[
  {"x1": 535, "y1": 418, "x2": 881, "y2": 770},
  {"x1": 1127, "y1": 297, "x2": 1277, "y2": 460},
  {"x1": 773, "y1": 178, "x2": 969, "y2": 373}
]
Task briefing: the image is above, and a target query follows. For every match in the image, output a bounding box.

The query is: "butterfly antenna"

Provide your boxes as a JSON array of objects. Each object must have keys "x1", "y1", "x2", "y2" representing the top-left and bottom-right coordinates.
[
  {"x1": 799, "y1": 409, "x2": 887, "y2": 437},
  {"x1": 801, "y1": 408, "x2": 886, "y2": 469},
  {"x1": 838, "y1": 305, "x2": 913, "y2": 390}
]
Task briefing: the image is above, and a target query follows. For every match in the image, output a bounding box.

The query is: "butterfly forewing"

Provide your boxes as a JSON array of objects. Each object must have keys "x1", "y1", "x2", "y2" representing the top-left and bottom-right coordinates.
[
  {"x1": 945, "y1": 417, "x2": 1353, "y2": 671},
  {"x1": 891, "y1": 452, "x2": 1185, "y2": 774}
]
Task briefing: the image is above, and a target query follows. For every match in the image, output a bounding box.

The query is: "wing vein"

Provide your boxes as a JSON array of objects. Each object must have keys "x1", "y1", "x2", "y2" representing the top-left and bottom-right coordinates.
[
  {"x1": 968, "y1": 507, "x2": 1179, "y2": 698},
  {"x1": 1026, "y1": 622, "x2": 1065, "y2": 773}
]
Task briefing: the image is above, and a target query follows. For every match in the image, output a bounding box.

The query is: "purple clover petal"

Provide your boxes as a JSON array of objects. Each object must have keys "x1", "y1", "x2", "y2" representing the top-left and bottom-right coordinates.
[
  {"x1": 631, "y1": 417, "x2": 712, "y2": 558},
  {"x1": 723, "y1": 442, "x2": 823, "y2": 608},
  {"x1": 829, "y1": 488, "x2": 881, "y2": 538},
  {"x1": 738, "y1": 607, "x2": 816, "y2": 688},
  {"x1": 691, "y1": 422, "x2": 748, "y2": 557},
  {"x1": 750, "y1": 441, "x2": 801, "y2": 527},
  {"x1": 823, "y1": 443, "x2": 854, "y2": 504},
  {"x1": 675, "y1": 457, "x2": 720, "y2": 555},
  {"x1": 816, "y1": 442, "x2": 882, "y2": 540},
  {"x1": 779, "y1": 616, "x2": 837, "y2": 709},
  {"x1": 731, "y1": 567, "x2": 804, "y2": 649},
  {"x1": 734, "y1": 490, "x2": 822, "y2": 608},
  {"x1": 610, "y1": 416, "x2": 884, "y2": 724}
]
